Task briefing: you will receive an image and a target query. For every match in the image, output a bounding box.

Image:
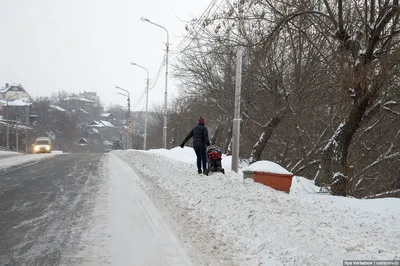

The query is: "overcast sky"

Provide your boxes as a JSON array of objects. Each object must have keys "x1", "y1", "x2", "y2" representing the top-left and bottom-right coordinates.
[{"x1": 0, "y1": 0, "x2": 209, "y2": 111}]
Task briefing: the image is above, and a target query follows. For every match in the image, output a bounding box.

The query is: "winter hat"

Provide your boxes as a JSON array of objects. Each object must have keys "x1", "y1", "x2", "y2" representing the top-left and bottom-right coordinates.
[{"x1": 199, "y1": 117, "x2": 205, "y2": 124}]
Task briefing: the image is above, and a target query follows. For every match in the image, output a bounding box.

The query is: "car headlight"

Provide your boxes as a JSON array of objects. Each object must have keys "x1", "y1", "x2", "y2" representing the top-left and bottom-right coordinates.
[
  {"x1": 46, "y1": 146, "x2": 51, "y2": 150},
  {"x1": 34, "y1": 146, "x2": 40, "y2": 151}
]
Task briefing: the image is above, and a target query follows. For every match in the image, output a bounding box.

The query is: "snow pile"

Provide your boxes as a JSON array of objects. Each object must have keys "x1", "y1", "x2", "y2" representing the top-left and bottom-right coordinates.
[
  {"x1": 114, "y1": 148, "x2": 400, "y2": 266},
  {"x1": 0, "y1": 151, "x2": 64, "y2": 170},
  {"x1": 0, "y1": 150, "x2": 21, "y2": 156},
  {"x1": 148, "y1": 146, "x2": 198, "y2": 164},
  {"x1": 149, "y1": 146, "x2": 236, "y2": 171},
  {"x1": 242, "y1": 160, "x2": 293, "y2": 175}
]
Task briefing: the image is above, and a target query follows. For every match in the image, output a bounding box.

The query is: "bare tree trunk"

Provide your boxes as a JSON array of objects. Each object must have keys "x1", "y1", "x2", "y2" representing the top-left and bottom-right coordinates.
[
  {"x1": 210, "y1": 124, "x2": 223, "y2": 145},
  {"x1": 316, "y1": 85, "x2": 380, "y2": 195},
  {"x1": 224, "y1": 123, "x2": 233, "y2": 155},
  {"x1": 249, "y1": 114, "x2": 285, "y2": 164}
]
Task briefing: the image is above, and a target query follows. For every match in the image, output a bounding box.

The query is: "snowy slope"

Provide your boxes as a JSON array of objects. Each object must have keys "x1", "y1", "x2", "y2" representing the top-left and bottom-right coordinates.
[{"x1": 114, "y1": 148, "x2": 400, "y2": 266}]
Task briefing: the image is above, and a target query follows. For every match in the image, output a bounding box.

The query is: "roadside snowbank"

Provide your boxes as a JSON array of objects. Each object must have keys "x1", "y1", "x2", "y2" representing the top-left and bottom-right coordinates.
[
  {"x1": 0, "y1": 151, "x2": 64, "y2": 170},
  {"x1": 149, "y1": 146, "x2": 249, "y2": 173},
  {"x1": 114, "y1": 148, "x2": 400, "y2": 266},
  {"x1": 0, "y1": 151, "x2": 21, "y2": 157}
]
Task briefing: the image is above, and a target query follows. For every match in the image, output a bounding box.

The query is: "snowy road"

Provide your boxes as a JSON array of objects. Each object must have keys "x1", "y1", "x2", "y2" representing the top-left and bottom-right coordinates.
[
  {"x1": 0, "y1": 153, "x2": 191, "y2": 266},
  {"x1": 0, "y1": 153, "x2": 102, "y2": 265}
]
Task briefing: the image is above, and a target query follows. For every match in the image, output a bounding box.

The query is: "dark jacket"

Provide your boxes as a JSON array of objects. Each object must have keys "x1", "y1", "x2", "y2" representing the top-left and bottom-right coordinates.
[{"x1": 181, "y1": 122, "x2": 210, "y2": 150}]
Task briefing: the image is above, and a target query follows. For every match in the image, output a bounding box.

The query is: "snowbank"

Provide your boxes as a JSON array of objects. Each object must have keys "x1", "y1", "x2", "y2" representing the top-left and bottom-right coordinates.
[
  {"x1": 149, "y1": 147, "x2": 195, "y2": 164},
  {"x1": 114, "y1": 148, "x2": 400, "y2": 266},
  {"x1": 0, "y1": 152, "x2": 64, "y2": 170},
  {"x1": 148, "y1": 146, "x2": 238, "y2": 171},
  {"x1": 0, "y1": 150, "x2": 21, "y2": 156},
  {"x1": 242, "y1": 160, "x2": 292, "y2": 175}
]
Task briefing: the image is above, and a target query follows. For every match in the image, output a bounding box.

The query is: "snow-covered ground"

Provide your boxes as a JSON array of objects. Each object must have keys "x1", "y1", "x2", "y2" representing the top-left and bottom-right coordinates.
[
  {"x1": 0, "y1": 151, "x2": 64, "y2": 170},
  {"x1": 112, "y1": 147, "x2": 400, "y2": 266},
  {"x1": 0, "y1": 150, "x2": 22, "y2": 157},
  {"x1": 66, "y1": 153, "x2": 192, "y2": 266}
]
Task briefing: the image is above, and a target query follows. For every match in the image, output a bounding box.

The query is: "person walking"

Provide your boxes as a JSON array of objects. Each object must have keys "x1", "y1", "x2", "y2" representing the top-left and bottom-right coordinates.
[{"x1": 180, "y1": 117, "x2": 210, "y2": 174}]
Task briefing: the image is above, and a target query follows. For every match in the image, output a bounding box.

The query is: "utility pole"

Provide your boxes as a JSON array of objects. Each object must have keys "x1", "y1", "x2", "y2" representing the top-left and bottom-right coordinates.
[
  {"x1": 25, "y1": 128, "x2": 28, "y2": 154},
  {"x1": 140, "y1": 17, "x2": 169, "y2": 149},
  {"x1": 163, "y1": 40, "x2": 169, "y2": 149},
  {"x1": 16, "y1": 113, "x2": 19, "y2": 151},
  {"x1": 130, "y1": 62, "x2": 150, "y2": 150},
  {"x1": 231, "y1": 2, "x2": 244, "y2": 173},
  {"x1": 5, "y1": 95, "x2": 17, "y2": 150},
  {"x1": 6, "y1": 105, "x2": 9, "y2": 150},
  {"x1": 145, "y1": 77, "x2": 149, "y2": 150},
  {"x1": 127, "y1": 96, "x2": 131, "y2": 149},
  {"x1": 116, "y1": 86, "x2": 132, "y2": 149},
  {"x1": 16, "y1": 124, "x2": 19, "y2": 151}
]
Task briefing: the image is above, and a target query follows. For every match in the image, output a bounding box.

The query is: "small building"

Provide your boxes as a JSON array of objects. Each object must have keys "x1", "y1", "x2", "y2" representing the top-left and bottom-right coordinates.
[
  {"x1": 0, "y1": 83, "x2": 34, "y2": 102},
  {"x1": 76, "y1": 138, "x2": 89, "y2": 146},
  {"x1": 100, "y1": 113, "x2": 114, "y2": 122},
  {"x1": 0, "y1": 99, "x2": 32, "y2": 125}
]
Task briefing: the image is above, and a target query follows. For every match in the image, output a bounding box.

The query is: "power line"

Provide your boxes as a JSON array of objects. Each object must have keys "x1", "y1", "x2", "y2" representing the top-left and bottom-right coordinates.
[
  {"x1": 170, "y1": 0, "x2": 223, "y2": 61},
  {"x1": 149, "y1": 51, "x2": 166, "y2": 91},
  {"x1": 171, "y1": 0, "x2": 219, "y2": 55}
]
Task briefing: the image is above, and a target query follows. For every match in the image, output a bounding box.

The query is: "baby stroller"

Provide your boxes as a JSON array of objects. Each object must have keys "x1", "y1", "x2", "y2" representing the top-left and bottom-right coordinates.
[{"x1": 204, "y1": 145, "x2": 225, "y2": 176}]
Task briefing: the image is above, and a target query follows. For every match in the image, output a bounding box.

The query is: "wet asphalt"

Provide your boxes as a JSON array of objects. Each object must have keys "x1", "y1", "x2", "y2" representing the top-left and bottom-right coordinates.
[{"x1": 0, "y1": 153, "x2": 103, "y2": 266}]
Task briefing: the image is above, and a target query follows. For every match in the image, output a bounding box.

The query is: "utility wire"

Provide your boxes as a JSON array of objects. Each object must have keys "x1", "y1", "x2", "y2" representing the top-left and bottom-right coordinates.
[{"x1": 169, "y1": 0, "x2": 224, "y2": 61}]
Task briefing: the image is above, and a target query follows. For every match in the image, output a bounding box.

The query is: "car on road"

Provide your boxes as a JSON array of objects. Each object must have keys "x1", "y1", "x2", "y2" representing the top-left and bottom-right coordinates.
[{"x1": 33, "y1": 137, "x2": 52, "y2": 154}]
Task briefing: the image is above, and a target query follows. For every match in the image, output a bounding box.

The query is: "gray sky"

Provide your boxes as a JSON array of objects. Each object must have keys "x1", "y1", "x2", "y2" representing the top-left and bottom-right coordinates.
[{"x1": 0, "y1": 0, "x2": 209, "y2": 111}]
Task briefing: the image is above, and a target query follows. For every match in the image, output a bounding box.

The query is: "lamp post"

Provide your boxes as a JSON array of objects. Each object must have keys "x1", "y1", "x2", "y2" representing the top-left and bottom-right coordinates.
[
  {"x1": 116, "y1": 86, "x2": 132, "y2": 149},
  {"x1": 130, "y1": 62, "x2": 150, "y2": 150},
  {"x1": 140, "y1": 16, "x2": 169, "y2": 149},
  {"x1": 117, "y1": 104, "x2": 128, "y2": 150},
  {"x1": 231, "y1": 3, "x2": 244, "y2": 173}
]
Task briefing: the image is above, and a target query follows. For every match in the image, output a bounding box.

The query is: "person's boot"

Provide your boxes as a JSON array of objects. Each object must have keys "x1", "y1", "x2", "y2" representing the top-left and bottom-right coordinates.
[{"x1": 198, "y1": 169, "x2": 202, "y2": 174}]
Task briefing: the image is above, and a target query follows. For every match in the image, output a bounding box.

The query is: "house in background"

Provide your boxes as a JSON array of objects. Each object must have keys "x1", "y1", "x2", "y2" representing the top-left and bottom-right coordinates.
[
  {"x1": 0, "y1": 83, "x2": 34, "y2": 102},
  {"x1": 79, "y1": 91, "x2": 103, "y2": 117},
  {"x1": 59, "y1": 95, "x2": 95, "y2": 111},
  {"x1": 0, "y1": 83, "x2": 34, "y2": 125},
  {"x1": 0, "y1": 99, "x2": 32, "y2": 125},
  {"x1": 100, "y1": 113, "x2": 114, "y2": 122}
]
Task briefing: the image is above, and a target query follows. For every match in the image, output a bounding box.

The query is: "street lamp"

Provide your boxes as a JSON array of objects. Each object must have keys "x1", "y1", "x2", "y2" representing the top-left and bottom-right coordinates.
[
  {"x1": 116, "y1": 86, "x2": 132, "y2": 149},
  {"x1": 131, "y1": 62, "x2": 150, "y2": 150},
  {"x1": 140, "y1": 16, "x2": 169, "y2": 149}
]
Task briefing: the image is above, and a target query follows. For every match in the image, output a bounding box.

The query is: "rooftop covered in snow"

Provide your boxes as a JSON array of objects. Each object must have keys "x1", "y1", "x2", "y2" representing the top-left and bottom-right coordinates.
[
  {"x1": 0, "y1": 99, "x2": 32, "y2": 107},
  {"x1": 49, "y1": 105, "x2": 66, "y2": 112},
  {"x1": 100, "y1": 113, "x2": 113, "y2": 117}
]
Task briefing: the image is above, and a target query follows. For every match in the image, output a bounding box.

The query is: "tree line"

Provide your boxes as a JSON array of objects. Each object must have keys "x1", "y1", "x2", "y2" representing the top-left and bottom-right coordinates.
[{"x1": 146, "y1": 0, "x2": 400, "y2": 198}]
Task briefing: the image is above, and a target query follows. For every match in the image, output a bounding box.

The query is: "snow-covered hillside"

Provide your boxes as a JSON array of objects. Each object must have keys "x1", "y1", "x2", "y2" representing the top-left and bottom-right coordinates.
[{"x1": 113, "y1": 147, "x2": 400, "y2": 266}]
